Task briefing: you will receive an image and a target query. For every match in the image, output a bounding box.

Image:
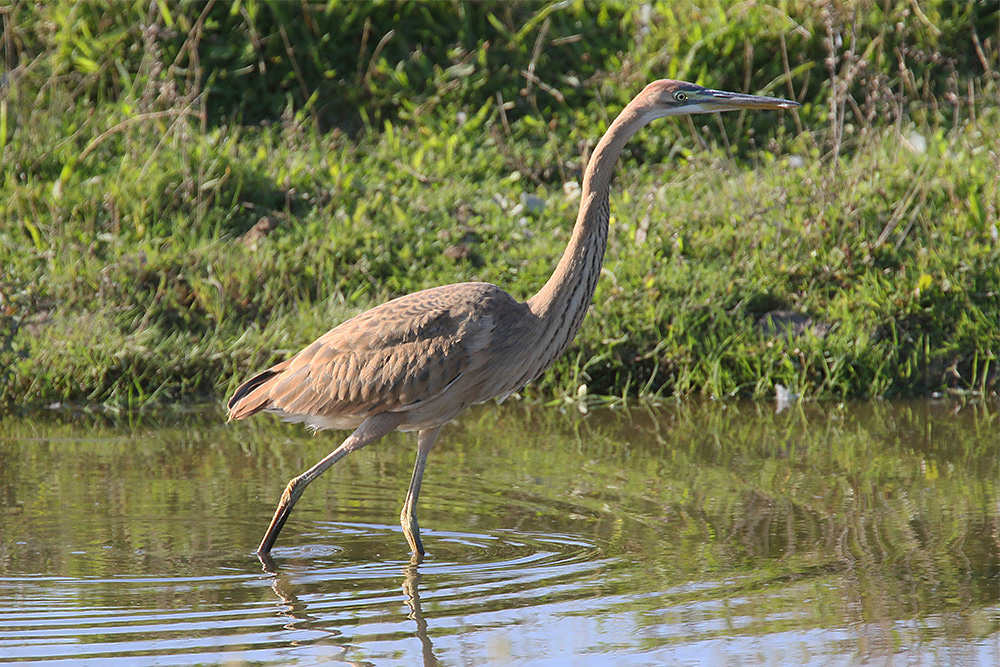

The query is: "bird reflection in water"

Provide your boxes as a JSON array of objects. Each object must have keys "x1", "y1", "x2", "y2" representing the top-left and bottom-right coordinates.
[
  {"x1": 401, "y1": 564, "x2": 440, "y2": 667},
  {"x1": 258, "y1": 553, "x2": 441, "y2": 666}
]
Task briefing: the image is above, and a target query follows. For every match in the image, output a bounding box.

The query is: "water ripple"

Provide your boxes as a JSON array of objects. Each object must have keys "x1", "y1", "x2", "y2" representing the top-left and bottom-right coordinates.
[
  {"x1": 4, "y1": 403, "x2": 996, "y2": 665},
  {"x1": 0, "y1": 521, "x2": 611, "y2": 666}
]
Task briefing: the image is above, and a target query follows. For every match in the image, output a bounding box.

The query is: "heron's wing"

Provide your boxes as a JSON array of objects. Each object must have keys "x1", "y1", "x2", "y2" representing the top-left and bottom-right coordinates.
[{"x1": 227, "y1": 283, "x2": 521, "y2": 421}]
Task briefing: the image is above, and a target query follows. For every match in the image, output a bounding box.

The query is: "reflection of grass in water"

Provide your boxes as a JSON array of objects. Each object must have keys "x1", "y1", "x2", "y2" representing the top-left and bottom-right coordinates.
[
  {"x1": 459, "y1": 401, "x2": 1000, "y2": 633},
  {"x1": 0, "y1": 401, "x2": 996, "y2": 648}
]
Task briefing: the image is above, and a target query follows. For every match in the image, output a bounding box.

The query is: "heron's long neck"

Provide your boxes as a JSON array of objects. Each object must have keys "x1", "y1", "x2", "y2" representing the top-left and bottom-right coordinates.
[{"x1": 524, "y1": 103, "x2": 649, "y2": 365}]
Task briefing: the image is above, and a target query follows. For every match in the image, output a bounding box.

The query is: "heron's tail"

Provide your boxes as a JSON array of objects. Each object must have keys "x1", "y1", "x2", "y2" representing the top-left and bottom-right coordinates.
[{"x1": 227, "y1": 368, "x2": 281, "y2": 421}]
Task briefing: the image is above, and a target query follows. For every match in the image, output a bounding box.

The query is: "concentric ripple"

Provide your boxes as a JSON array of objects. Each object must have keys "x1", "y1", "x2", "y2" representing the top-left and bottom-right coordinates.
[{"x1": 0, "y1": 521, "x2": 614, "y2": 666}]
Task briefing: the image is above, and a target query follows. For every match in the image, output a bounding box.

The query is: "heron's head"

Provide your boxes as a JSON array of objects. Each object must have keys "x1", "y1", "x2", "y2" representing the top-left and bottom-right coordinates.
[{"x1": 638, "y1": 79, "x2": 799, "y2": 121}]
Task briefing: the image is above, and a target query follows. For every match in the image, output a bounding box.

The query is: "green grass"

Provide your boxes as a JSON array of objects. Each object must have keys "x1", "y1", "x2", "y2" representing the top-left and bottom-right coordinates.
[{"x1": 1, "y1": 0, "x2": 998, "y2": 409}]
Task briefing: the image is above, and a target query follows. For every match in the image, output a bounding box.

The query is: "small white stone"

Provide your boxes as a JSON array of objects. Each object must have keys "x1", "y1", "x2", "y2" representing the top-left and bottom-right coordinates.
[{"x1": 904, "y1": 131, "x2": 927, "y2": 154}]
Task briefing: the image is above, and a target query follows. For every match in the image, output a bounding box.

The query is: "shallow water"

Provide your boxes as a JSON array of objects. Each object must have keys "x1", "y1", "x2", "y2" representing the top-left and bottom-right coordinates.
[{"x1": 1, "y1": 400, "x2": 998, "y2": 665}]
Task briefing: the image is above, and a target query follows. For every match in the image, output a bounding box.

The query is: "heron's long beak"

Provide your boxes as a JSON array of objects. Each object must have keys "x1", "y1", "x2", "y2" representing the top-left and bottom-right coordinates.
[{"x1": 698, "y1": 89, "x2": 799, "y2": 111}]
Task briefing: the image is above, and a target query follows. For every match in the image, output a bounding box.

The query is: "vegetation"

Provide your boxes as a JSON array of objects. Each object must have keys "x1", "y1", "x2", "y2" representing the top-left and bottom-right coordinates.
[{"x1": 1, "y1": 0, "x2": 998, "y2": 409}]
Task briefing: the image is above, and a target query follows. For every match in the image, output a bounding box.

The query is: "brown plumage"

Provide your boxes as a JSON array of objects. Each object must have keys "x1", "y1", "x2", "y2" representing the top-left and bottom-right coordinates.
[{"x1": 228, "y1": 79, "x2": 798, "y2": 558}]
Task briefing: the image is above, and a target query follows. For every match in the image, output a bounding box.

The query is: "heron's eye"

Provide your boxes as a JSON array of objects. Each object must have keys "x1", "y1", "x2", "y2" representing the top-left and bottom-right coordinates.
[{"x1": 673, "y1": 92, "x2": 688, "y2": 102}]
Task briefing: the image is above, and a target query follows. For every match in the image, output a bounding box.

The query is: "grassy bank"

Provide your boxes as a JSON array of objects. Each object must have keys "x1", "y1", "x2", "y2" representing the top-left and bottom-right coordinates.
[{"x1": 1, "y1": 1, "x2": 998, "y2": 409}]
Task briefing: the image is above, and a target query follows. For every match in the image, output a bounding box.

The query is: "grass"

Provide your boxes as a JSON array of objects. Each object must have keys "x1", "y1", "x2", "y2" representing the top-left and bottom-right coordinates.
[{"x1": 1, "y1": 0, "x2": 998, "y2": 409}]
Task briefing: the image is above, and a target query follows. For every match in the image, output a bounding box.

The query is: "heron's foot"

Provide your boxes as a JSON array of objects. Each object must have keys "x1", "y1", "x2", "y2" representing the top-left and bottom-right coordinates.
[
  {"x1": 257, "y1": 475, "x2": 308, "y2": 554},
  {"x1": 401, "y1": 510, "x2": 425, "y2": 560}
]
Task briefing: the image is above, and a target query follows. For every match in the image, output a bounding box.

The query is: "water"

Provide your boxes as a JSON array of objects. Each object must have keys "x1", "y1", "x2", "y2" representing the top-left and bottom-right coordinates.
[{"x1": 1, "y1": 400, "x2": 997, "y2": 665}]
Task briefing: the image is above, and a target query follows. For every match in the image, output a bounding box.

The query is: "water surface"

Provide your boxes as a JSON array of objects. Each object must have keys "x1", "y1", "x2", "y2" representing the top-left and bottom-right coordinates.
[{"x1": 1, "y1": 400, "x2": 998, "y2": 665}]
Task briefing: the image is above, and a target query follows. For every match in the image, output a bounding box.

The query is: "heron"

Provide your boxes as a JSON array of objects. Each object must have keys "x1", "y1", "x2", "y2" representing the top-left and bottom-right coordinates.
[{"x1": 228, "y1": 79, "x2": 798, "y2": 558}]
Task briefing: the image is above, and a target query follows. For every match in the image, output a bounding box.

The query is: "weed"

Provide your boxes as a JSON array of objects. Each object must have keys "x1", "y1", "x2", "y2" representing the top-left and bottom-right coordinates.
[{"x1": 1, "y1": 1, "x2": 998, "y2": 409}]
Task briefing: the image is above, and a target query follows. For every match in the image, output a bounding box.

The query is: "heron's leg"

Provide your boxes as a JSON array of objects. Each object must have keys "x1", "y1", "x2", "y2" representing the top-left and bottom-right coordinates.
[
  {"x1": 400, "y1": 426, "x2": 441, "y2": 559},
  {"x1": 257, "y1": 412, "x2": 404, "y2": 555}
]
